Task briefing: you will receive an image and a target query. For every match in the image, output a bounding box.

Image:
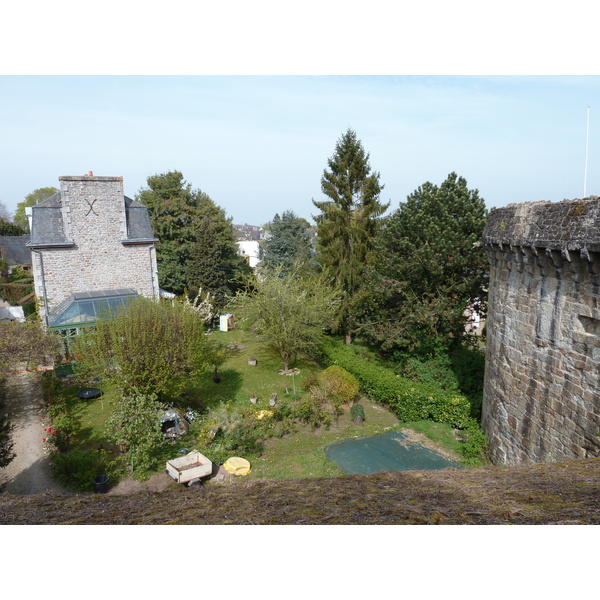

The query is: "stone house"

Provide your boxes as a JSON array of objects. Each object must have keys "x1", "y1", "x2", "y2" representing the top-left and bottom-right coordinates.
[{"x1": 27, "y1": 174, "x2": 159, "y2": 336}]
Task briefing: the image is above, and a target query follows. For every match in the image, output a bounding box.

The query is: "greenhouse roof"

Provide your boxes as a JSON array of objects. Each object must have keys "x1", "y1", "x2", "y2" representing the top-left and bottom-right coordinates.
[{"x1": 48, "y1": 288, "x2": 138, "y2": 328}]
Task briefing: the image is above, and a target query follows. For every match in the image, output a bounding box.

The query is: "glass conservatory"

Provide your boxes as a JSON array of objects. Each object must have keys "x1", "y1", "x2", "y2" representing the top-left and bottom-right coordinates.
[{"x1": 48, "y1": 288, "x2": 139, "y2": 351}]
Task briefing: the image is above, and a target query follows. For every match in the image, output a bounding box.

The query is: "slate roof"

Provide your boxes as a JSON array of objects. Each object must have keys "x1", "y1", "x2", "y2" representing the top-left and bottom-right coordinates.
[
  {"x1": 0, "y1": 235, "x2": 31, "y2": 265},
  {"x1": 27, "y1": 192, "x2": 158, "y2": 248},
  {"x1": 123, "y1": 196, "x2": 159, "y2": 244},
  {"x1": 27, "y1": 191, "x2": 71, "y2": 247}
]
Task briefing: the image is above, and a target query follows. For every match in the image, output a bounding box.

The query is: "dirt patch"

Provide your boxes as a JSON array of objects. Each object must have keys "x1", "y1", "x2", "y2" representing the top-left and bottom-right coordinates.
[
  {"x1": 400, "y1": 427, "x2": 462, "y2": 462},
  {"x1": 107, "y1": 472, "x2": 177, "y2": 495},
  {"x1": 107, "y1": 465, "x2": 235, "y2": 494}
]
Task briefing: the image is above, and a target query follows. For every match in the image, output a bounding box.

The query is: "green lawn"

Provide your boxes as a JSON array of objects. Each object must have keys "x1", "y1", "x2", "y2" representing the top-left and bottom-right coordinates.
[
  {"x1": 248, "y1": 400, "x2": 403, "y2": 479},
  {"x1": 57, "y1": 328, "x2": 480, "y2": 483}
]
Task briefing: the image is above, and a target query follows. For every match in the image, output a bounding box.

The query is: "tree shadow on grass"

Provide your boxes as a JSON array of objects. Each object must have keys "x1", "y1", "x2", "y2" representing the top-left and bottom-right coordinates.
[
  {"x1": 181, "y1": 369, "x2": 245, "y2": 411},
  {"x1": 448, "y1": 345, "x2": 485, "y2": 419}
]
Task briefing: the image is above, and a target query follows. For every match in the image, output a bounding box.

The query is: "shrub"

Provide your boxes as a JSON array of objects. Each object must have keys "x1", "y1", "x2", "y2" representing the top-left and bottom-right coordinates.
[
  {"x1": 458, "y1": 418, "x2": 489, "y2": 464},
  {"x1": 196, "y1": 404, "x2": 264, "y2": 464},
  {"x1": 400, "y1": 354, "x2": 460, "y2": 391},
  {"x1": 292, "y1": 396, "x2": 331, "y2": 429},
  {"x1": 71, "y1": 296, "x2": 209, "y2": 398},
  {"x1": 321, "y1": 365, "x2": 360, "y2": 404},
  {"x1": 350, "y1": 402, "x2": 365, "y2": 423},
  {"x1": 104, "y1": 391, "x2": 165, "y2": 473},
  {"x1": 272, "y1": 400, "x2": 294, "y2": 422},
  {"x1": 50, "y1": 448, "x2": 106, "y2": 492},
  {"x1": 320, "y1": 339, "x2": 471, "y2": 429}
]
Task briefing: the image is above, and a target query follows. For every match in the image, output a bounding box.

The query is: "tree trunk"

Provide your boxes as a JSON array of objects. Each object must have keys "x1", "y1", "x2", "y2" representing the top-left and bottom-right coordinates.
[{"x1": 345, "y1": 331, "x2": 352, "y2": 345}]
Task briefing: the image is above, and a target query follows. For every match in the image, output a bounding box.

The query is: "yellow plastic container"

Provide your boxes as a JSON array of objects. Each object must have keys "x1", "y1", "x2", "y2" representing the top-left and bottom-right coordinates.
[{"x1": 223, "y1": 457, "x2": 251, "y2": 476}]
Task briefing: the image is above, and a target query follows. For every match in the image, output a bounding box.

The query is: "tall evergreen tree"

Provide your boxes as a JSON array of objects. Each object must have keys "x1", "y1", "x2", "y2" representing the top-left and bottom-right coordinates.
[
  {"x1": 186, "y1": 195, "x2": 252, "y2": 309},
  {"x1": 136, "y1": 171, "x2": 196, "y2": 294},
  {"x1": 360, "y1": 172, "x2": 489, "y2": 355},
  {"x1": 136, "y1": 171, "x2": 205, "y2": 295},
  {"x1": 260, "y1": 210, "x2": 314, "y2": 275},
  {"x1": 138, "y1": 171, "x2": 251, "y2": 300},
  {"x1": 312, "y1": 128, "x2": 389, "y2": 344}
]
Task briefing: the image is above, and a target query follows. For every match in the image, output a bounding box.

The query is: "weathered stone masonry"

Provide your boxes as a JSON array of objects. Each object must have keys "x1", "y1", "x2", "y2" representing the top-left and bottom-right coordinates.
[
  {"x1": 27, "y1": 175, "x2": 159, "y2": 325},
  {"x1": 482, "y1": 198, "x2": 600, "y2": 465}
]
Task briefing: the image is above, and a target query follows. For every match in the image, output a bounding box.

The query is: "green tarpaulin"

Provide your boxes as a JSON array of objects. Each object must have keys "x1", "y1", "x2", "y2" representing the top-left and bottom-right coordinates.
[{"x1": 326, "y1": 430, "x2": 460, "y2": 474}]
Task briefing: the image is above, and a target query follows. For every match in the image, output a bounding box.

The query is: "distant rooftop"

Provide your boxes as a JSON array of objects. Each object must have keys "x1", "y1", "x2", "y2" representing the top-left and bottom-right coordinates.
[{"x1": 0, "y1": 235, "x2": 31, "y2": 265}]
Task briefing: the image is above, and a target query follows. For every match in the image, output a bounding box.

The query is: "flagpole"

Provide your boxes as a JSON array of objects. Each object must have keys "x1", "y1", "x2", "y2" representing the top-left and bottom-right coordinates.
[{"x1": 584, "y1": 106, "x2": 590, "y2": 198}]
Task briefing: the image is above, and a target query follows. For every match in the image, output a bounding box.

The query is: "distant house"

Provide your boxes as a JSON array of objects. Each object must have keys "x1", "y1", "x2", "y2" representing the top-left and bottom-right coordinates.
[
  {"x1": 237, "y1": 240, "x2": 261, "y2": 268},
  {"x1": 0, "y1": 235, "x2": 32, "y2": 272},
  {"x1": 27, "y1": 174, "x2": 159, "y2": 338},
  {"x1": 233, "y1": 224, "x2": 263, "y2": 268}
]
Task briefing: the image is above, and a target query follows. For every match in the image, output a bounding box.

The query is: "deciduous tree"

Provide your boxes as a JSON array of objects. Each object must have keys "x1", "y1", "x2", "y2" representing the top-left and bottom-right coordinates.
[
  {"x1": 312, "y1": 128, "x2": 389, "y2": 344},
  {"x1": 14, "y1": 187, "x2": 58, "y2": 231},
  {"x1": 229, "y1": 267, "x2": 341, "y2": 371},
  {"x1": 0, "y1": 200, "x2": 13, "y2": 223}
]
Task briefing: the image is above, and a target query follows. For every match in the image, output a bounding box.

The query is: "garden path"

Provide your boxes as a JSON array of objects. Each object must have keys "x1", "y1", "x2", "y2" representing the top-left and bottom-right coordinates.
[{"x1": 0, "y1": 372, "x2": 68, "y2": 495}]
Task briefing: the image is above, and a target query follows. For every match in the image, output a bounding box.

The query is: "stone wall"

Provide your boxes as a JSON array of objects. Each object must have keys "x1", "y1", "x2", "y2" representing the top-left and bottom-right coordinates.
[
  {"x1": 29, "y1": 175, "x2": 159, "y2": 323},
  {"x1": 482, "y1": 198, "x2": 600, "y2": 465}
]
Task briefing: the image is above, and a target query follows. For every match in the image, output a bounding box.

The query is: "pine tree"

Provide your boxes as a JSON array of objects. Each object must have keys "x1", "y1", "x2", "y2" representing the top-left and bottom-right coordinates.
[
  {"x1": 312, "y1": 128, "x2": 388, "y2": 344},
  {"x1": 361, "y1": 172, "x2": 489, "y2": 355}
]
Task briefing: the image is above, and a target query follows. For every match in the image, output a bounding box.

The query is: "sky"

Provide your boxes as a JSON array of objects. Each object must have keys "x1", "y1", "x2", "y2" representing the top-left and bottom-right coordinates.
[
  {"x1": 1, "y1": 74, "x2": 598, "y2": 227},
  {"x1": 2, "y1": 3, "x2": 600, "y2": 230}
]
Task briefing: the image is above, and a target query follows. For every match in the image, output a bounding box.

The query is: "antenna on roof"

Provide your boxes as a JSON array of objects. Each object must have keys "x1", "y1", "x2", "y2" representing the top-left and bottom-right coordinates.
[{"x1": 584, "y1": 106, "x2": 590, "y2": 198}]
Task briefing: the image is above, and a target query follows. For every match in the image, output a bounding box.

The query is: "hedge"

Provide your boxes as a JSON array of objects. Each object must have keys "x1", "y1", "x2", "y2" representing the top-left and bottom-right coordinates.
[{"x1": 319, "y1": 339, "x2": 471, "y2": 429}]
